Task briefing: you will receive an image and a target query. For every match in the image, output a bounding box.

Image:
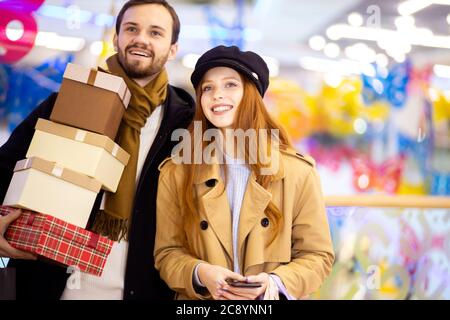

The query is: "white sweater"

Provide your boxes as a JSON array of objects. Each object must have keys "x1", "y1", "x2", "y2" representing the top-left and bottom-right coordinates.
[{"x1": 221, "y1": 153, "x2": 250, "y2": 274}]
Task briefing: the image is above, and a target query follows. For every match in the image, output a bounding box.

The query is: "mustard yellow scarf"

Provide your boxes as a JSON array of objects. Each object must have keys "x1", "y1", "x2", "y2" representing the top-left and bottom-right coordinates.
[{"x1": 92, "y1": 54, "x2": 168, "y2": 241}]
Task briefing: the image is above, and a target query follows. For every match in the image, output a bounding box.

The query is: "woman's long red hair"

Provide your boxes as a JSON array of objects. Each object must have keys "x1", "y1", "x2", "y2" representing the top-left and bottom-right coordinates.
[{"x1": 182, "y1": 73, "x2": 294, "y2": 241}]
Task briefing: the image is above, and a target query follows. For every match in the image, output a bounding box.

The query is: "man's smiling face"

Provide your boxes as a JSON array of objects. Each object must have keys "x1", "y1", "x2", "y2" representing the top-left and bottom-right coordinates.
[{"x1": 113, "y1": 3, "x2": 178, "y2": 80}]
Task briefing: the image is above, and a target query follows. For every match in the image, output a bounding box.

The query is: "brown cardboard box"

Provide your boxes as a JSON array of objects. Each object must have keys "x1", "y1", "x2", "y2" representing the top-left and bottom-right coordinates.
[{"x1": 50, "y1": 63, "x2": 131, "y2": 140}]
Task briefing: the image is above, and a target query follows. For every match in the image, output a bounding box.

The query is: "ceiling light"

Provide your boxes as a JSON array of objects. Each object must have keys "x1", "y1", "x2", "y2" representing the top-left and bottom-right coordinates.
[
  {"x1": 354, "y1": 118, "x2": 368, "y2": 134},
  {"x1": 344, "y1": 46, "x2": 355, "y2": 59},
  {"x1": 375, "y1": 53, "x2": 389, "y2": 67},
  {"x1": 434, "y1": 64, "x2": 450, "y2": 78},
  {"x1": 89, "y1": 41, "x2": 104, "y2": 56},
  {"x1": 326, "y1": 26, "x2": 341, "y2": 41},
  {"x1": 393, "y1": 54, "x2": 406, "y2": 63},
  {"x1": 324, "y1": 43, "x2": 340, "y2": 58},
  {"x1": 345, "y1": 43, "x2": 376, "y2": 63},
  {"x1": 299, "y1": 56, "x2": 376, "y2": 77},
  {"x1": 380, "y1": 39, "x2": 412, "y2": 54},
  {"x1": 309, "y1": 35, "x2": 326, "y2": 51},
  {"x1": 179, "y1": 25, "x2": 262, "y2": 42},
  {"x1": 6, "y1": 20, "x2": 24, "y2": 41},
  {"x1": 326, "y1": 24, "x2": 450, "y2": 49},
  {"x1": 443, "y1": 90, "x2": 450, "y2": 101},
  {"x1": 428, "y1": 88, "x2": 439, "y2": 101},
  {"x1": 324, "y1": 73, "x2": 343, "y2": 88},
  {"x1": 348, "y1": 12, "x2": 364, "y2": 27},
  {"x1": 395, "y1": 16, "x2": 415, "y2": 30},
  {"x1": 182, "y1": 53, "x2": 201, "y2": 69},
  {"x1": 38, "y1": 4, "x2": 93, "y2": 24},
  {"x1": 34, "y1": 31, "x2": 85, "y2": 51}
]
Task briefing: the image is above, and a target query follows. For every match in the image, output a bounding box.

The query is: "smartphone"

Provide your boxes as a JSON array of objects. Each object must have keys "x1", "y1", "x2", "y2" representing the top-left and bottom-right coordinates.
[{"x1": 226, "y1": 278, "x2": 262, "y2": 288}]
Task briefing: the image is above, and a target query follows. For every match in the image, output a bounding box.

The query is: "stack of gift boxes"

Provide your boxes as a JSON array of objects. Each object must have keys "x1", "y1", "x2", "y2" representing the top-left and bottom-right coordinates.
[{"x1": 0, "y1": 63, "x2": 131, "y2": 276}]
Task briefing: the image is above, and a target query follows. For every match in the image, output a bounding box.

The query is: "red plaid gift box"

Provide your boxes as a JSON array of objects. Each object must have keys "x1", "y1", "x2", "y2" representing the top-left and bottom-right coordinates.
[{"x1": 0, "y1": 206, "x2": 114, "y2": 276}]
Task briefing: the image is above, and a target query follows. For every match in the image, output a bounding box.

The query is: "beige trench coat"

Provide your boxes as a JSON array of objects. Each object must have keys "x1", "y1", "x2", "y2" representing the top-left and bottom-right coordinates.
[{"x1": 154, "y1": 149, "x2": 335, "y2": 300}]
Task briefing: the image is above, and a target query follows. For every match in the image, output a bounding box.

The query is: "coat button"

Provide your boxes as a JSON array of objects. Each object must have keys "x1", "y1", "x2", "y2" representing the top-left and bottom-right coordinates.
[
  {"x1": 200, "y1": 220, "x2": 209, "y2": 230},
  {"x1": 205, "y1": 179, "x2": 216, "y2": 187},
  {"x1": 261, "y1": 217, "x2": 269, "y2": 228}
]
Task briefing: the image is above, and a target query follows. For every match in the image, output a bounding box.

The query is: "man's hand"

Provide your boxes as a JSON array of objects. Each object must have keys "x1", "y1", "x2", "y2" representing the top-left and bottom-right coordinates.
[
  {"x1": 0, "y1": 209, "x2": 37, "y2": 260},
  {"x1": 197, "y1": 263, "x2": 246, "y2": 300}
]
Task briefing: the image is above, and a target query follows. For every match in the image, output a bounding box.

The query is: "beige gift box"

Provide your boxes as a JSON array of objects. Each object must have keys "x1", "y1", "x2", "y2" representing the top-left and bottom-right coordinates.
[
  {"x1": 50, "y1": 63, "x2": 131, "y2": 140},
  {"x1": 2, "y1": 157, "x2": 102, "y2": 229},
  {"x1": 26, "y1": 119, "x2": 130, "y2": 192}
]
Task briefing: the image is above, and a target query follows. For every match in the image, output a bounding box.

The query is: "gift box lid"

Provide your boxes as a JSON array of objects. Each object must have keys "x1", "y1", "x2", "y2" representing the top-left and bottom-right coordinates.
[
  {"x1": 14, "y1": 157, "x2": 102, "y2": 193},
  {"x1": 63, "y1": 63, "x2": 131, "y2": 108},
  {"x1": 35, "y1": 118, "x2": 130, "y2": 166}
]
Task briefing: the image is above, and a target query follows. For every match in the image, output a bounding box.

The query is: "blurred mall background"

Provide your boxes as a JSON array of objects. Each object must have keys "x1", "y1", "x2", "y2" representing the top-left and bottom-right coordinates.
[{"x1": 1, "y1": 0, "x2": 449, "y2": 299}]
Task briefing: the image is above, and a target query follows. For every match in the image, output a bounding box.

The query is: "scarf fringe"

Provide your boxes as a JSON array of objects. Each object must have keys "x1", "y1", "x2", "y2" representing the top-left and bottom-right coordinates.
[{"x1": 92, "y1": 210, "x2": 129, "y2": 241}]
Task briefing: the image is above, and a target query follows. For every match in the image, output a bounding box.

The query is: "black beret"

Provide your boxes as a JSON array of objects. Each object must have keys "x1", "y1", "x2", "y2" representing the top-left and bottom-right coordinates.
[{"x1": 190, "y1": 45, "x2": 270, "y2": 97}]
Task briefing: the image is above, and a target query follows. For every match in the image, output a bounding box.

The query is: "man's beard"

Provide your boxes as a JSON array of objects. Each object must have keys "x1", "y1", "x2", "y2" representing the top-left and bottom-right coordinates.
[{"x1": 117, "y1": 44, "x2": 169, "y2": 79}]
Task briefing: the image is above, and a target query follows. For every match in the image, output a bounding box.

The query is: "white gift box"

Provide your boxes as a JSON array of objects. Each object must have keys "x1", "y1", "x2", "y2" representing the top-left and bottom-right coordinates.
[
  {"x1": 2, "y1": 157, "x2": 102, "y2": 229},
  {"x1": 26, "y1": 118, "x2": 130, "y2": 192}
]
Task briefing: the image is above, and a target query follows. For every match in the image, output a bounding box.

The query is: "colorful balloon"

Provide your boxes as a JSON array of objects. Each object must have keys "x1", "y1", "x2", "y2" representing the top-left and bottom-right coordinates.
[
  {"x1": 0, "y1": 0, "x2": 45, "y2": 64},
  {"x1": 362, "y1": 61, "x2": 411, "y2": 108},
  {"x1": 265, "y1": 78, "x2": 317, "y2": 141},
  {"x1": 350, "y1": 155, "x2": 405, "y2": 194}
]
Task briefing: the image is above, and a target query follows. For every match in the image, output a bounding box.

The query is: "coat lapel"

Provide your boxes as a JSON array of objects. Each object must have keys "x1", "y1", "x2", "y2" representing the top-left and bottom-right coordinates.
[
  {"x1": 196, "y1": 162, "x2": 233, "y2": 261},
  {"x1": 238, "y1": 151, "x2": 286, "y2": 271},
  {"x1": 237, "y1": 174, "x2": 272, "y2": 264}
]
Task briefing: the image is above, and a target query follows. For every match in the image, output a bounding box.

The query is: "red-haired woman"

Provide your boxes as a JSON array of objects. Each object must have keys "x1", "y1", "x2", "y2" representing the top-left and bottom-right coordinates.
[{"x1": 154, "y1": 45, "x2": 334, "y2": 300}]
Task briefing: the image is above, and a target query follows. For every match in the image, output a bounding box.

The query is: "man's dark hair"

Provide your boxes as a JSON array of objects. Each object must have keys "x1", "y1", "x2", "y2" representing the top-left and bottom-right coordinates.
[{"x1": 115, "y1": 0, "x2": 180, "y2": 45}]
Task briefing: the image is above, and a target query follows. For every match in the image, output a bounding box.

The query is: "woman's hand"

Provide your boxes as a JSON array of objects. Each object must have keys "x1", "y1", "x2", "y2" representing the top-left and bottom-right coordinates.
[
  {"x1": 197, "y1": 263, "x2": 246, "y2": 300},
  {"x1": 221, "y1": 272, "x2": 270, "y2": 300},
  {"x1": 0, "y1": 208, "x2": 37, "y2": 260}
]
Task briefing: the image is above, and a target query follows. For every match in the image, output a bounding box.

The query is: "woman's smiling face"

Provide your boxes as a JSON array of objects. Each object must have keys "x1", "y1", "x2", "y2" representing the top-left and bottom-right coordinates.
[{"x1": 200, "y1": 67, "x2": 244, "y2": 130}]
